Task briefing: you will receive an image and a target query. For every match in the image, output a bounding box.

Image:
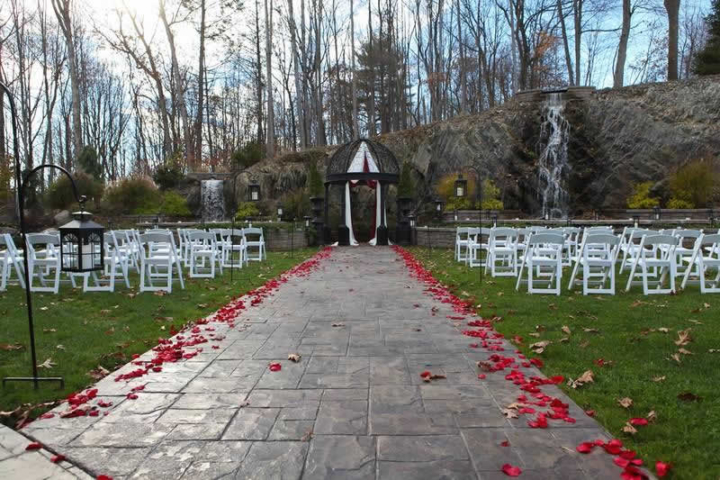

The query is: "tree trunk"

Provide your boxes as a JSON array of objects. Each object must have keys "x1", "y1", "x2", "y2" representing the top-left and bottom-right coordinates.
[
  {"x1": 51, "y1": 0, "x2": 82, "y2": 160},
  {"x1": 664, "y1": 0, "x2": 680, "y2": 80},
  {"x1": 573, "y1": 0, "x2": 583, "y2": 85},
  {"x1": 287, "y1": 0, "x2": 306, "y2": 148},
  {"x1": 367, "y1": 0, "x2": 376, "y2": 137},
  {"x1": 265, "y1": 0, "x2": 275, "y2": 157},
  {"x1": 196, "y1": 0, "x2": 207, "y2": 164},
  {"x1": 350, "y1": 0, "x2": 359, "y2": 140},
  {"x1": 557, "y1": 0, "x2": 575, "y2": 84},
  {"x1": 613, "y1": 0, "x2": 631, "y2": 87},
  {"x1": 254, "y1": 0, "x2": 264, "y2": 146}
]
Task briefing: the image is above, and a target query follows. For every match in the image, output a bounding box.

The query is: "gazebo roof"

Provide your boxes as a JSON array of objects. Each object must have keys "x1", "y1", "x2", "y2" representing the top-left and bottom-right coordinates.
[{"x1": 325, "y1": 138, "x2": 400, "y2": 184}]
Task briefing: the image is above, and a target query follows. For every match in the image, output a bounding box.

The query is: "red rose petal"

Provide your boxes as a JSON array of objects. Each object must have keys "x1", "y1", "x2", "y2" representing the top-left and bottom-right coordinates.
[
  {"x1": 51, "y1": 454, "x2": 66, "y2": 463},
  {"x1": 97, "y1": 475, "x2": 114, "y2": 480},
  {"x1": 478, "y1": 374, "x2": 486, "y2": 379},
  {"x1": 576, "y1": 442, "x2": 595, "y2": 454},
  {"x1": 501, "y1": 463, "x2": 522, "y2": 477},
  {"x1": 655, "y1": 461, "x2": 672, "y2": 478},
  {"x1": 500, "y1": 440, "x2": 510, "y2": 447},
  {"x1": 25, "y1": 442, "x2": 42, "y2": 451},
  {"x1": 629, "y1": 418, "x2": 649, "y2": 426},
  {"x1": 420, "y1": 371, "x2": 432, "y2": 378},
  {"x1": 269, "y1": 362, "x2": 282, "y2": 372}
]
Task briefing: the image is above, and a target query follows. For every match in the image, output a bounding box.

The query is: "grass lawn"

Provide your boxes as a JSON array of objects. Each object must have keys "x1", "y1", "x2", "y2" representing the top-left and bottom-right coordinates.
[
  {"x1": 408, "y1": 246, "x2": 719, "y2": 480},
  {"x1": 0, "y1": 249, "x2": 316, "y2": 424}
]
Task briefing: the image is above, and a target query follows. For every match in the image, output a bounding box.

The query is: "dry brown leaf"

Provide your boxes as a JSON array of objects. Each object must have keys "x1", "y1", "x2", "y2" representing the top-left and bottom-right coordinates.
[
  {"x1": 530, "y1": 340, "x2": 551, "y2": 354},
  {"x1": 688, "y1": 319, "x2": 703, "y2": 325},
  {"x1": 502, "y1": 408, "x2": 519, "y2": 419},
  {"x1": 703, "y1": 302, "x2": 711, "y2": 309},
  {"x1": 561, "y1": 326, "x2": 572, "y2": 336},
  {"x1": 528, "y1": 332, "x2": 541, "y2": 338},
  {"x1": 568, "y1": 370, "x2": 594, "y2": 389},
  {"x1": 56, "y1": 344, "x2": 66, "y2": 351},
  {"x1": 658, "y1": 327, "x2": 670, "y2": 333},
  {"x1": 622, "y1": 422, "x2": 638, "y2": 435},
  {"x1": 618, "y1": 397, "x2": 633, "y2": 409},
  {"x1": 287, "y1": 353, "x2": 302, "y2": 363},
  {"x1": 548, "y1": 303, "x2": 558, "y2": 310},
  {"x1": 652, "y1": 375, "x2": 666, "y2": 382},
  {"x1": 709, "y1": 349, "x2": 719, "y2": 353},
  {"x1": 477, "y1": 361, "x2": 494, "y2": 372},
  {"x1": 579, "y1": 340, "x2": 590, "y2": 348},
  {"x1": 0, "y1": 343, "x2": 24, "y2": 351},
  {"x1": 583, "y1": 328, "x2": 600, "y2": 334},
  {"x1": 559, "y1": 337, "x2": 570, "y2": 343},
  {"x1": 197, "y1": 303, "x2": 209, "y2": 308},
  {"x1": 630, "y1": 300, "x2": 646, "y2": 308},
  {"x1": 678, "y1": 348, "x2": 694, "y2": 355},
  {"x1": 536, "y1": 325, "x2": 546, "y2": 332},
  {"x1": 674, "y1": 329, "x2": 692, "y2": 346},
  {"x1": 647, "y1": 410, "x2": 657, "y2": 423},
  {"x1": 669, "y1": 353, "x2": 682, "y2": 364},
  {"x1": 37, "y1": 358, "x2": 56, "y2": 369},
  {"x1": 678, "y1": 392, "x2": 701, "y2": 402},
  {"x1": 88, "y1": 365, "x2": 110, "y2": 380}
]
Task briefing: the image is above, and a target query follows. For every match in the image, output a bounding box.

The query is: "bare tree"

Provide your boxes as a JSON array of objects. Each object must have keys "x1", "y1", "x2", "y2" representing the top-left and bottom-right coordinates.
[{"x1": 665, "y1": 0, "x2": 681, "y2": 80}]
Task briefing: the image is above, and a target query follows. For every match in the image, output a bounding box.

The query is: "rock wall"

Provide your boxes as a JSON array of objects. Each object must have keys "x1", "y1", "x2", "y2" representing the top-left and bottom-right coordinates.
[{"x1": 231, "y1": 76, "x2": 720, "y2": 215}]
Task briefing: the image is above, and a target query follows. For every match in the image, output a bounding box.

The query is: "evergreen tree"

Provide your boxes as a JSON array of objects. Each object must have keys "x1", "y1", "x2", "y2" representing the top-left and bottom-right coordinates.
[
  {"x1": 694, "y1": 0, "x2": 720, "y2": 75},
  {"x1": 397, "y1": 162, "x2": 415, "y2": 199},
  {"x1": 77, "y1": 146, "x2": 103, "y2": 181},
  {"x1": 307, "y1": 161, "x2": 324, "y2": 197}
]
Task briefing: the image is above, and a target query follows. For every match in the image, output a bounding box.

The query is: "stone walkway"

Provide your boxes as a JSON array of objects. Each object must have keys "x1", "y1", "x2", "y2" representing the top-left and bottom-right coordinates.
[{"x1": 7, "y1": 247, "x2": 627, "y2": 479}]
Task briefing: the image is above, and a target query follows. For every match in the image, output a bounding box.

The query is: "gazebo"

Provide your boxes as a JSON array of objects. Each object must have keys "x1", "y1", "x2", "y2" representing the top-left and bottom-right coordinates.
[{"x1": 324, "y1": 139, "x2": 400, "y2": 246}]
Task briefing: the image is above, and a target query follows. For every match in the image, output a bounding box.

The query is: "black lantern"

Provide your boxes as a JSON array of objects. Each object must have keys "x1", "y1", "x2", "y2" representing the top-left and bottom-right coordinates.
[
  {"x1": 248, "y1": 181, "x2": 261, "y2": 202},
  {"x1": 653, "y1": 206, "x2": 661, "y2": 221},
  {"x1": 454, "y1": 174, "x2": 467, "y2": 198},
  {"x1": 277, "y1": 207, "x2": 283, "y2": 221},
  {"x1": 59, "y1": 211, "x2": 105, "y2": 273},
  {"x1": 633, "y1": 214, "x2": 640, "y2": 228},
  {"x1": 434, "y1": 198, "x2": 444, "y2": 213},
  {"x1": 566, "y1": 215, "x2": 572, "y2": 227},
  {"x1": 492, "y1": 212, "x2": 499, "y2": 228},
  {"x1": 304, "y1": 215, "x2": 311, "y2": 228},
  {"x1": 409, "y1": 214, "x2": 416, "y2": 228}
]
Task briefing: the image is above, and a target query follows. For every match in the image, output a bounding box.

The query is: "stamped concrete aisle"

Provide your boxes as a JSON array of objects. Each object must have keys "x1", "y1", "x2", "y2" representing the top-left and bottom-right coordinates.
[{"x1": 12, "y1": 246, "x2": 627, "y2": 479}]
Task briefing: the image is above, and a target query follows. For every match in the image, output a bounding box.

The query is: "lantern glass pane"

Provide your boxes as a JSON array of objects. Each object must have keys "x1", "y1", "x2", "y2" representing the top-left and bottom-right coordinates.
[
  {"x1": 251, "y1": 190, "x2": 259, "y2": 201},
  {"x1": 61, "y1": 232, "x2": 79, "y2": 271}
]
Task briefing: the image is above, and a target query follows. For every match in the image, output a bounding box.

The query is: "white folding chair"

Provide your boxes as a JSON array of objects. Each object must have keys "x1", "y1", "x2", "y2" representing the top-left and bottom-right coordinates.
[
  {"x1": 221, "y1": 229, "x2": 247, "y2": 269},
  {"x1": 625, "y1": 234, "x2": 679, "y2": 295},
  {"x1": 455, "y1": 227, "x2": 471, "y2": 263},
  {"x1": 25, "y1": 233, "x2": 62, "y2": 294},
  {"x1": 485, "y1": 228, "x2": 518, "y2": 277},
  {"x1": 561, "y1": 227, "x2": 581, "y2": 266},
  {"x1": 80, "y1": 232, "x2": 131, "y2": 292},
  {"x1": 671, "y1": 229, "x2": 703, "y2": 279},
  {"x1": 681, "y1": 233, "x2": 720, "y2": 293},
  {"x1": 515, "y1": 232, "x2": 564, "y2": 295},
  {"x1": 568, "y1": 233, "x2": 621, "y2": 295},
  {"x1": 619, "y1": 229, "x2": 657, "y2": 273},
  {"x1": 188, "y1": 231, "x2": 221, "y2": 278},
  {"x1": 466, "y1": 228, "x2": 487, "y2": 268},
  {"x1": 1, "y1": 234, "x2": 26, "y2": 290},
  {"x1": 243, "y1": 228, "x2": 266, "y2": 262},
  {"x1": 139, "y1": 231, "x2": 185, "y2": 293}
]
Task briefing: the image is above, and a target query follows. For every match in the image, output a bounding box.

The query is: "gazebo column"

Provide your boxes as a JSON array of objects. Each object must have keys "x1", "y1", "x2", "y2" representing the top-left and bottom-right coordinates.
[
  {"x1": 323, "y1": 183, "x2": 331, "y2": 244},
  {"x1": 376, "y1": 182, "x2": 389, "y2": 245},
  {"x1": 338, "y1": 182, "x2": 350, "y2": 246}
]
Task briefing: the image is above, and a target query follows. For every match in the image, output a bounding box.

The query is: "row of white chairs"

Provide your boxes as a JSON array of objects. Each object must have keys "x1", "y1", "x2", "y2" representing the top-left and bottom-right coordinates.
[
  {"x1": 0, "y1": 227, "x2": 267, "y2": 294},
  {"x1": 454, "y1": 226, "x2": 720, "y2": 296}
]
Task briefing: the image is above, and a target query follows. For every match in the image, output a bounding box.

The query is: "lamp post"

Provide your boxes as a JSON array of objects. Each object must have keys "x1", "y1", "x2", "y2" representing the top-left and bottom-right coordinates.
[
  {"x1": 492, "y1": 212, "x2": 499, "y2": 228},
  {"x1": 229, "y1": 171, "x2": 258, "y2": 283},
  {"x1": 633, "y1": 215, "x2": 640, "y2": 228},
  {"x1": 455, "y1": 169, "x2": 483, "y2": 284},
  {"x1": 277, "y1": 207, "x2": 283, "y2": 222},
  {"x1": 653, "y1": 206, "x2": 661, "y2": 222},
  {"x1": 434, "y1": 198, "x2": 444, "y2": 224},
  {"x1": 2, "y1": 82, "x2": 106, "y2": 390}
]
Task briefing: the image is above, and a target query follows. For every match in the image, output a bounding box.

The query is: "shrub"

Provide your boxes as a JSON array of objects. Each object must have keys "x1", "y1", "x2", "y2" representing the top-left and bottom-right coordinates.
[
  {"x1": 627, "y1": 182, "x2": 660, "y2": 208},
  {"x1": 159, "y1": 191, "x2": 192, "y2": 217},
  {"x1": 153, "y1": 154, "x2": 185, "y2": 190},
  {"x1": 667, "y1": 198, "x2": 694, "y2": 209},
  {"x1": 232, "y1": 141, "x2": 263, "y2": 169},
  {"x1": 280, "y1": 189, "x2": 311, "y2": 220},
  {"x1": 397, "y1": 162, "x2": 416, "y2": 199},
  {"x1": 307, "y1": 161, "x2": 324, "y2": 197},
  {"x1": 668, "y1": 160, "x2": 718, "y2": 208},
  {"x1": 102, "y1": 176, "x2": 162, "y2": 215},
  {"x1": 435, "y1": 173, "x2": 476, "y2": 211},
  {"x1": 77, "y1": 146, "x2": 103, "y2": 180},
  {"x1": 45, "y1": 171, "x2": 104, "y2": 210},
  {"x1": 235, "y1": 201, "x2": 260, "y2": 220},
  {"x1": 480, "y1": 179, "x2": 504, "y2": 210}
]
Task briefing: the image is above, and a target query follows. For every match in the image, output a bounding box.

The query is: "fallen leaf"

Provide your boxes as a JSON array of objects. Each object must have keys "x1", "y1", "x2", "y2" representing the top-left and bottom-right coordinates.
[
  {"x1": 677, "y1": 392, "x2": 701, "y2": 402},
  {"x1": 561, "y1": 325, "x2": 571, "y2": 335},
  {"x1": 528, "y1": 332, "x2": 541, "y2": 338},
  {"x1": 658, "y1": 327, "x2": 670, "y2": 333},
  {"x1": 40, "y1": 306, "x2": 49, "y2": 311},
  {"x1": 709, "y1": 349, "x2": 719, "y2": 353},
  {"x1": 568, "y1": 370, "x2": 594, "y2": 389},
  {"x1": 618, "y1": 397, "x2": 633, "y2": 409},
  {"x1": 674, "y1": 329, "x2": 692, "y2": 346},
  {"x1": 646, "y1": 410, "x2": 657, "y2": 423},
  {"x1": 88, "y1": 366, "x2": 110, "y2": 381},
  {"x1": 579, "y1": 340, "x2": 590, "y2": 348},
  {"x1": 56, "y1": 344, "x2": 66, "y2": 351},
  {"x1": 688, "y1": 319, "x2": 703, "y2": 325},
  {"x1": 37, "y1": 358, "x2": 56, "y2": 369},
  {"x1": 677, "y1": 348, "x2": 693, "y2": 355},
  {"x1": 197, "y1": 303, "x2": 208, "y2": 308},
  {"x1": 583, "y1": 328, "x2": 600, "y2": 334},
  {"x1": 287, "y1": 353, "x2": 301, "y2": 363},
  {"x1": 622, "y1": 422, "x2": 638, "y2": 435},
  {"x1": 669, "y1": 353, "x2": 682, "y2": 364},
  {"x1": 558, "y1": 336, "x2": 570, "y2": 343},
  {"x1": 502, "y1": 408, "x2": 519, "y2": 419},
  {"x1": 43, "y1": 328, "x2": 56, "y2": 333},
  {"x1": 331, "y1": 322, "x2": 345, "y2": 327},
  {"x1": 530, "y1": 340, "x2": 551, "y2": 354},
  {"x1": 651, "y1": 376, "x2": 666, "y2": 382},
  {"x1": 0, "y1": 343, "x2": 24, "y2": 351}
]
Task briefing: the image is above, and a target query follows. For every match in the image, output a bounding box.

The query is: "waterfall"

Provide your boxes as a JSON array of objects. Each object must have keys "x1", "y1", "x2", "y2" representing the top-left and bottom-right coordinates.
[
  {"x1": 537, "y1": 93, "x2": 571, "y2": 219},
  {"x1": 201, "y1": 179, "x2": 226, "y2": 222}
]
